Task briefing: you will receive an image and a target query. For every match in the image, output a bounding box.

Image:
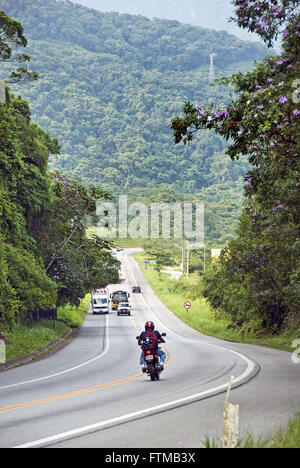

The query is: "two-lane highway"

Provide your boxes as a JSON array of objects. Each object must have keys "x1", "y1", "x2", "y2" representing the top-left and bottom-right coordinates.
[{"x1": 0, "y1": 249, "x2": 299, "y2": 448}]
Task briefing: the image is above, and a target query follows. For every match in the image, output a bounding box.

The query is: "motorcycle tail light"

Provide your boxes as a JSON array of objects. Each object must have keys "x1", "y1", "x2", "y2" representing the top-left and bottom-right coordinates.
[{"x1": 146, "y1": 350, "x2": 152, "y2": 355}]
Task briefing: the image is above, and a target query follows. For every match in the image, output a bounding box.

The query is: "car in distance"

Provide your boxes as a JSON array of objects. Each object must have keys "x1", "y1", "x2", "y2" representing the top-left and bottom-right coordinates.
[
  {"x1": 132, "y1": 286, "x2": 141, "y2": 293},
  {"x1": 117, "y1": 302, "x2": 131, "y2": 316}
]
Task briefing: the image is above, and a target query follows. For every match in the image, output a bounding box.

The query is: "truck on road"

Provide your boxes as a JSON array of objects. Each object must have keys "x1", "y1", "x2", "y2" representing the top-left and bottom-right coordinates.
[
  {"x1": 91, "y1": 288, "x2": 110, "y2": 314},
  {"x1": 110, "y1": 290, "x2": 130, "y2": 311}
]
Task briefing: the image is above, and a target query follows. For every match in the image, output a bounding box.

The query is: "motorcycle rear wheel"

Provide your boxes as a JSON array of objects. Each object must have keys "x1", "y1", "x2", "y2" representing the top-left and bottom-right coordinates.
[
  {"x1": 148, "y1": 363, "x2": 157, "y2": 381},
  {"x1": 148, "y1": 362, "x2": 160, "y2": 381}
]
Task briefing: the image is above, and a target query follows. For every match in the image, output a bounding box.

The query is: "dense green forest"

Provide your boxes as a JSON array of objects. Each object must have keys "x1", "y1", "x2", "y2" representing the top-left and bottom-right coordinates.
[
  {"x1": 0, "y1": 10, "x2": 119, "y2": 325},
  {"x1": 0, "y1": 0, "x2": 298, "y2": 337},
  {"x1": 71, "y1": 0, "x2": 262, "y2": 42},
  {"x1": 0, "y1": 85, "x2": 119, "y2": 325},
  {"x1": 0, "y1": 0, "x2": 270, "y2": 243}
]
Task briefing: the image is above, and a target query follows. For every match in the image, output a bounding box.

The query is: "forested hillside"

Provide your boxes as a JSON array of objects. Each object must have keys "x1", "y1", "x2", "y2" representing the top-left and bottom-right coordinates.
[
  {"x1": 71, "y1": 0, "x2": 262, "y2": 42},
  {"x1": 0, "y1": 0, "x2": 267, "y2": 198},
  {"x1": 0, "y1": 8, "x2": 120, "y2": 325},
  {"x1": 0, "y1": 85, "x2": 120, "y2": 324}
]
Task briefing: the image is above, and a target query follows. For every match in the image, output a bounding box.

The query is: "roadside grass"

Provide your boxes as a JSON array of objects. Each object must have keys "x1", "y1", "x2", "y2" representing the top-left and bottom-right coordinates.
[
  {"x1": 266, "y1": 413, "x2": 300, "y2": 448},
  {"x1": 57, "y1": 294, "x2": 91, "y2": 328},
  {"x1": 112, "y1": 237, "x2": 147, "y2": 248},
  {"x1": 3, "y1": 320, "x2": 69, "y2": 362},
  {"x1": 142, "y1": 267, "x2": 237, "y2": 339},
  {"x1": 135, "y1": 252, "x2": 299, "y2": 353},
  {"x1": 135, "y1": 251, "x2": 300, "y2": 448},
  {"x1": 2, "y1": 295, "x2": 90, "y2": 362},
  {"x1": 204, "y1": 413, "x2": 300, "y2": 448}
]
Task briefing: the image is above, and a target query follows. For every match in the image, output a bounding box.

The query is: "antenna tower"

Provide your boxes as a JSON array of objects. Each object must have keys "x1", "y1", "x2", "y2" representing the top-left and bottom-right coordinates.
[{"x1": 209, "y1": 54, "x2": 217, "y2": 84}]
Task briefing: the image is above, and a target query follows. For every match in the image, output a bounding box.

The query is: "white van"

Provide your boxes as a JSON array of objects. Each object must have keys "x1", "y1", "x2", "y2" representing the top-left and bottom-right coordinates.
[{"x1": 91, "y1": 288, "x2": 109, "y2": 314}]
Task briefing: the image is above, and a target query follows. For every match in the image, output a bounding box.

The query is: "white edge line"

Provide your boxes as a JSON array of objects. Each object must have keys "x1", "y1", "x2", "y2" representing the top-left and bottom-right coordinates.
[
  {"x1": 15, "y1": 356, "x2": 254, "y2": 449},
  {"x1": 0, "y1": 314, "x2": 110, "y2": 390},
  {"x1": 14, "y1": 252, "x2": 257, "y2": 448}
]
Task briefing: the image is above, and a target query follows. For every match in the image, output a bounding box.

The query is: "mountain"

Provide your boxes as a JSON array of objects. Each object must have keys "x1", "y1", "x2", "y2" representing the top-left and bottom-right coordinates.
[
  {"x1": 0, "y1": 0, "x2": 267, "y2": 191},
  {"x1": 70, "y1": 0, "x2": 262, "y2": 43},
  {"x1": 0, "y1": 0, "x2": 270, "y2": 242}
]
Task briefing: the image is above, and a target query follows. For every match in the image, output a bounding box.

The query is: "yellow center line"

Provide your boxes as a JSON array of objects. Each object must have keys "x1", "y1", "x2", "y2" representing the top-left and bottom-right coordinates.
[
  {"x1": 0, "y1": 309, "x2": 170, "y2": 415},
  {"x1": 0, "y1": 373, "x2": 142, "y2": 414}
]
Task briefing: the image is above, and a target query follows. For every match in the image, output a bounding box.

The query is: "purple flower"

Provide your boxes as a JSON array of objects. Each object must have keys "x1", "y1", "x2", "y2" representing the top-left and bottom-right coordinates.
[
  {"x1": 277, "y1": 58, "x2": 289, "y2": 65},
  {"x1": 196, "y1": 107, "x2": 206, "y2": 117},
  {"x1": 279, "y1": 96, "x2": 288, "y2": 104},
  {"x1": 293, "y1": 109, "x2": 300, "y2": 116}
]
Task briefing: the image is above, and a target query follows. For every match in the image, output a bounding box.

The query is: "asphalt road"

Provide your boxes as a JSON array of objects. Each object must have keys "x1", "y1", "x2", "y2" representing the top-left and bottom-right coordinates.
[{"x1": 0, "y1": 249, "x2": 299, "y2": 448}]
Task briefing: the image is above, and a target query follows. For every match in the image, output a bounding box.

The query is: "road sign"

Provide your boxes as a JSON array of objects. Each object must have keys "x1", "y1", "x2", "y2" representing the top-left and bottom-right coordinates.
[
  {"x1": 144, "y1": 260, "x2": 148, "y2": 264},
  {"x1": 211, "y1": 249, "x2": 222, "y2": 258},
  {"x1": 149, "y1": 260, "x2": 157, "y2": 265},
  {"x1": 184, "y1": 301, "x2": 191, "y2": 310}
]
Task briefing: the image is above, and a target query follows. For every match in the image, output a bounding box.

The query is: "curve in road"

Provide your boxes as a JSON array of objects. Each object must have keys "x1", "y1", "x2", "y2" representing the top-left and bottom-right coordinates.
[{"x1": 0, "y1": 249, "x2": 299, "y2": 448}]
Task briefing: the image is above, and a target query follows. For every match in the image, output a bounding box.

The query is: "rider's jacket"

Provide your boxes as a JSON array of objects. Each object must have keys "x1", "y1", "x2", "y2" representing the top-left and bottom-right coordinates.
[{"x1": 138, "y1": 330, "x2": 164, "y2": 348}]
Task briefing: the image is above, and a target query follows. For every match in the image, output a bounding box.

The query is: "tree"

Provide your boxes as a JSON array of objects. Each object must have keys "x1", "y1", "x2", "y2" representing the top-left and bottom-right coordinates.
[
  {"x1": 36, "y1": 172, "x2": 119, "y2": 306},
  {"x1": 0, "y1": 10, "x2": 38, "y2": 83},
  {"x1": 0, "y1": 235, "x2": 19, "y2": 324},
  {"x1": 0, "y1": 84, "x2": 119, "y2": 323},
  {"x1": 171, "y1": 0, "x2": 300, "y2": 331},
  {"x1": 145, "y1": 247, "x2": 175, "y2": 273},
  {"x1": 0, "y1": 87, "x2": 59, "y2": 324},
  {"x1": 230, "y1": 0, "x2": 300, "y2": 47}
]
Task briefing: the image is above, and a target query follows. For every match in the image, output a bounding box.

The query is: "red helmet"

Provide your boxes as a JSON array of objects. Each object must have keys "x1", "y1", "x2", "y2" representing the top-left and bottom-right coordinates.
[{"x1": 145, "y1": 321, "x2": 155, "y2": 330}]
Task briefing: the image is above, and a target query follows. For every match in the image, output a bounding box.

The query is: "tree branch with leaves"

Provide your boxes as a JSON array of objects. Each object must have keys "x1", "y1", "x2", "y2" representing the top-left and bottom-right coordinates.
[{"x1": 0, "y1": 10, "x2": 38, "y2": 83}]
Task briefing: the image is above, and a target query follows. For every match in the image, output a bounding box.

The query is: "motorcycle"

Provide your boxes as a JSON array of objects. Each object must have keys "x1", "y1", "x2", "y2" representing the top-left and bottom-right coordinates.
[{"x1": 136, "y1": 333, "x2": 166, "y2": 381}]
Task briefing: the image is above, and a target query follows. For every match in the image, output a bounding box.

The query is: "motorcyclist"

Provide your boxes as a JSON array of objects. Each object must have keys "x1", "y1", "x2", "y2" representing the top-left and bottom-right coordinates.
[{"x1": 138, "y1": 321, "x2": 166, "y2": 372}]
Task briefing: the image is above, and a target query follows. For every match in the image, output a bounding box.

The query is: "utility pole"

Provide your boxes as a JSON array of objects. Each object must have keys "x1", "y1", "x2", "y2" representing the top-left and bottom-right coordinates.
[
  {"x1": 182, "y1": 238, "x2": 185, "y2": 274},
  {"x1": 186, "y1": 247, "x2": 190, "y2": 279},
  {"x1": 209, "y1": 54, "x2": 217, "y2": 84},
  {"x1": 0, "y1": 81, "x2": 6, "y2": 104},
  {"x1": 203, "y1": 245, "x2": 206, "y2": 271}
]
